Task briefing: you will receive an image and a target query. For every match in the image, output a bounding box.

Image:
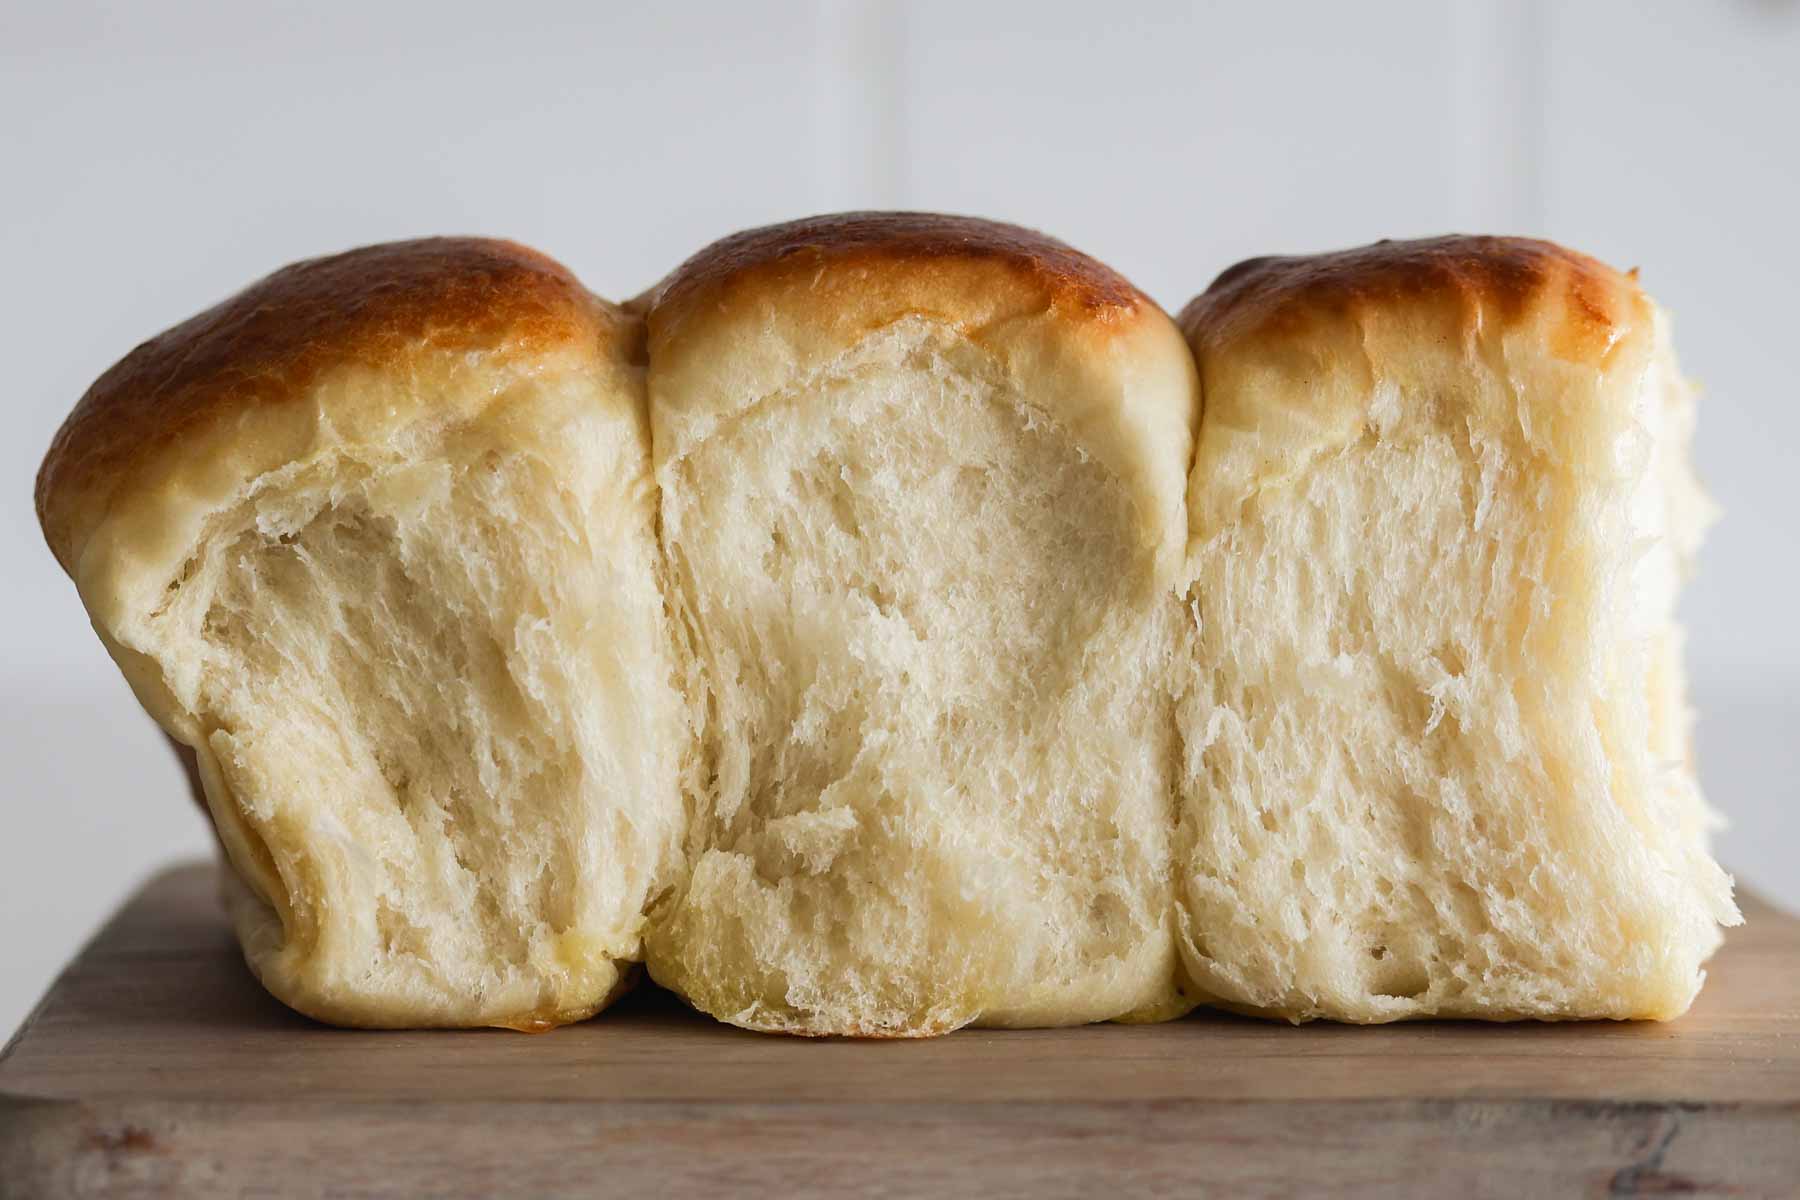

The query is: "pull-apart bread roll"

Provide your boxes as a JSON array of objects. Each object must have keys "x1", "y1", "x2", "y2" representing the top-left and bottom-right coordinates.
[
  {"x1": 36, "y1": 239, "x2": 688, "y2": 1028},
  {"x1": 641, "y1": 214, "x2": 1200, "y2": 1034},
  {"x1": 1173, "y1": 237, "x2": 1738, "y2": 1022}
]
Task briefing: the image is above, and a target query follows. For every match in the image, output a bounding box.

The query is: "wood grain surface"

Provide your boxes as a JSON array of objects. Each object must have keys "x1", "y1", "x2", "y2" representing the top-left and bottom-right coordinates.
[{"x1": 2, "y1": 863, "x2": 1796, "y2": 1198}]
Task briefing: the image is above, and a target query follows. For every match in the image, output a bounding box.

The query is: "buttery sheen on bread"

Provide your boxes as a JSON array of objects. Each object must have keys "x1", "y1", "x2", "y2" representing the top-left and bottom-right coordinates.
[{"x1": 37, "y1": 219, "x2": 1736, "y2": 1034}]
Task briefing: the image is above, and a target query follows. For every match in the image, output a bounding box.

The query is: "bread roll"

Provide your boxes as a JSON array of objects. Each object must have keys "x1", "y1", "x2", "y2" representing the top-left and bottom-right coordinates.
[
  {"x1": 1172, "y1": 237, "x2": 1739, "y2": 1022},
  {"x1": 639, "y1": 214, "x2": 1199, "y2": 1034},
  {"x1": 36, "y1": 239, "x2": 688, "y2": 1028}
]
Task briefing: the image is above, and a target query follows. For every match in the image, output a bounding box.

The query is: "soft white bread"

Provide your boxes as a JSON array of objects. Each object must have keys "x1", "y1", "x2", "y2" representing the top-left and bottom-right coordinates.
[
  {"x1": 36, "y1": 239, "x2": 688, "y2": 1028},
  {"x1": 640, "y1": 214, "x2": 1200, "y2": 1034},
  {"x1": 41, "y1": 223, "x2": 1737, "y2": 1036},
  {"x1": 1172, "y1": 237, "x2": 1738, "y2": 1022}
]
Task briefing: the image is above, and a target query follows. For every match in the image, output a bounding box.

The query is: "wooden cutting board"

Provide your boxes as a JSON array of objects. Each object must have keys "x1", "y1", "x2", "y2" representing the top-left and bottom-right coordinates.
[{"x1": 1, "y1": 864, "x2": 1795, "y2": 1198}]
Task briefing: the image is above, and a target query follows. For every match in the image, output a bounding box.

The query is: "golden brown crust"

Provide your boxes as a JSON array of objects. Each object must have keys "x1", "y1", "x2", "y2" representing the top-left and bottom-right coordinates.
[
  {"x1": 638, "y1": 211, "x2": 1197, "y2": 592},
  {"x1": 1179, "y1": 235, "x2": 1648, "y2": 368},
  {"x1": 37, "y1": 237, "x2": 611, "y2": 574},
  {"x1": 645, "y1": 211, "x2": 1147, "y2": 329}
]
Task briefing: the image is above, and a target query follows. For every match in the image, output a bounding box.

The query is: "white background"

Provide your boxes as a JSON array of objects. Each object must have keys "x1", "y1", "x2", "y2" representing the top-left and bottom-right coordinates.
[{"x1": 2, "y1": 0, "x2": 1795, "y2": 1037}]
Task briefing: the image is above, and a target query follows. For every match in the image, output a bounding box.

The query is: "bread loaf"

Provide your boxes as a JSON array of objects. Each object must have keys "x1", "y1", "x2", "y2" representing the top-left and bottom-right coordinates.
[
  {"x1": 37, "y1": 220, "x2": 1735, "y2": 1033},
  {"x1": 1171, "y1": 237, "x2": 1739, "y2": 1021},
  {"x1": 36, "y1": 240, "x2": 689, "y2": 1028}
]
